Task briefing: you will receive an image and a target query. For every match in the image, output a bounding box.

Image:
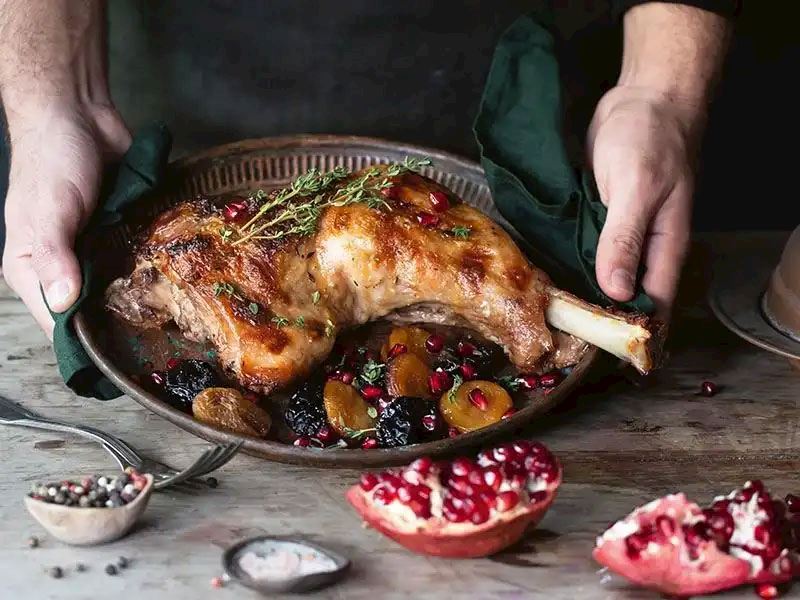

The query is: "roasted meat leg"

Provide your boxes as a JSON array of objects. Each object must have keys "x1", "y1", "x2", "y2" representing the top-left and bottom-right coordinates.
[{"x1": 106, "y1": 165, "x2": 661, "y2": 393}]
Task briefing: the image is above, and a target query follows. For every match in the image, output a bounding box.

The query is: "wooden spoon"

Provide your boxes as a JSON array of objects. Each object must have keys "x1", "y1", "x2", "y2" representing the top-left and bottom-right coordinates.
[{"x1": 24, "y1": 474, "x2": 154, "y2": 546}]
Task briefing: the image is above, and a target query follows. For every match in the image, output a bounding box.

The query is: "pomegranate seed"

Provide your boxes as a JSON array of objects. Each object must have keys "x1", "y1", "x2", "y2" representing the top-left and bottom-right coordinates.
[
  {"x1": 713, "y1": 498, "x2": 732, "y2": 512},
  {"x1": 380, "y1": 185, "x2": 400, "y2": 200},
  {"x1": 361, "y1": 437, "x2": 379, "y2": 450},
  {"x1": 539, "y1": 372, "x2": 562, "y2": 388},
  {"x1": 210, "y1": 576, "x2": 224, "y2": 588},
  {"x1": 483, "y1": 466, "x2": 503, "y2": 491},
  {"x1": 786, "y1": 494, "x2": 800, "y2": 513},
  {"x1": 655, "y1": 515, "x2": 676, "y2": 537},
  {"x1": 468, "y1": 388, "x2": 489, "y2": 411},
  {"x1": 373, "y1": 486, "x2": 395, "y2": 505},
  {"x1": 467, "y1": 470, "x2": 485, "y2": 486},
  {"x1": 625, "y1": 532, "x2": 650, "y2": 557},
  {"x1": 428, "y1": 371, "x2": 453, "y2": 395},
  {"x1": 387, "y1": 343, "x2": 407, "y2": 359},
  {"x1": 408, "y1": 499, "x2": 432, "y2": 519},
  {"x1": 410, "y1": 457, "x2": 433, "y2": 474},
  {"x1": 416, "y1": 212, "x2": 440, "y2": 228},
  {"x1": 755, "y1": 584, "x2": 780, "y2": 599},
  {"x1": 425, "y1": 334, "x2": 445, "y2": 354},
  {"x1": 683, "y1": 522, "x2": 710, "y2": 547},
  {"x1": 754, "y1": 524, "x2": 773, "y2": 546},
  {"x1": 512, "y1": 440, "x2": 531, "y2": 455},
  {"x1": 429, "y1": 190, "x2": 450, "y2": 212},
  {"x1": 502, "y1": 408, "x2": 517, "y2": 420},
  {"x1": 340, "y1": 371, "x2": 356, "y2": 385},
  {"x1": 492, "y1": 444, "x2": 514, "y2": 463},
  {"x1": 460, "y1": 363, "x2": 478, "y2": 380},
  {"x1": 706, "y1": 510, "x2": 734, "y2": 544},
  {"x1": 495, "y1": 490, "x2": 519, "y2": 512},
  {"x1": 745, "y1": 479, "x2": 765, "y2": 493},
  {"x1": 530, "y1": 490, "x2": 548, "y2": 503},
  {"x1": 150, "y1": 371, "x2": 165, "y2": 386},
  {"x1": 397, "y1": 485, "x2": 414, "y2": 503},
  {"x1": 222, "y1": 198, "x2": 248, "y2": 222},
  {"x1": 316, "y1": 425, "x2": 337, "y2": 444},
  {"x1": 166, "y1": 357, "x2": 181, "y2": 370},
  {"x1": 700, "y1": 380, "x2": 719, "y2": 397},
  {"x1": 737, "y1": 487, "x2": 757, "y2": 502},
  {"x1": 518, "y1": 374, "x2": 539, "y2": 390},
  {"x1": 443, "y1": 498, "x2": 465, "y2": 522},
  {"x1": 537, "y1": 463, "x2": 559, "y2": 483},
  {"x1": 451, "y1": 458, "x2": 476, "y2": 477},
  {"x1": 360, "y1": 473, "x2": 379, "y2": 491},
  {"x1": 360, "y1": 384, "x2": 383, "y2": 401},
  {"x1": 421, "y1": 414, "x2": 439, "y2": 432},
  {"x1": 457, "y1": 341, "x2": 476, "y2": 357},
  {"x1": 293, "y1": 437, "x2": 311, "y2": 447},
  {"x1": 469, "y1": 500, "x2": 491, "y2": 525},
  {"x1": 448, "y1": 427, "x2": 460, "y2": 438}
]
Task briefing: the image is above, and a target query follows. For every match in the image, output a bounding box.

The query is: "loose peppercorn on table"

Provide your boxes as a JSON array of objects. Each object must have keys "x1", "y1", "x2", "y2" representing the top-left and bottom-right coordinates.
[{"x1": 1, "y1": 232, "x2": 798, "y2": 599}]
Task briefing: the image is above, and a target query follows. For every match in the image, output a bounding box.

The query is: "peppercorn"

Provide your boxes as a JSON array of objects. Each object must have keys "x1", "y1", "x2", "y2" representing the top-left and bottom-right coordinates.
[
  {"x1": 75, "y1": 563, "x2": 87, "y2": 573},
  {"x1": 117, "y1": 556, "x2": 129, "y2": 569},
  {"x1": 27, "y1": 536, "x2": 39, "y2": 548},
  {"x1": 206, "y1": 477, "x2": 219, "y2": 488},
  {"x1": 49, "y1": 566, "x2": 63, "y2": 579},
  {"x1": 105, "y1": 564, "x2": 118, "y2": 576}
]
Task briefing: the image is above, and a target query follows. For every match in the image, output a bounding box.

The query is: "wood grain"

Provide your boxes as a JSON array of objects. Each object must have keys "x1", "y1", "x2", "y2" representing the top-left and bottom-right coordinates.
[{"x1": 1, "y1": 232, "x2": 797, "y2": 599}]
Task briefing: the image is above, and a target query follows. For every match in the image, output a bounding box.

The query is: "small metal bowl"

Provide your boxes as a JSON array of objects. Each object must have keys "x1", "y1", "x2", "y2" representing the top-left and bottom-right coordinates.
[{"x1": 222, "y1": 536, "x2": 350, "y2": 594}]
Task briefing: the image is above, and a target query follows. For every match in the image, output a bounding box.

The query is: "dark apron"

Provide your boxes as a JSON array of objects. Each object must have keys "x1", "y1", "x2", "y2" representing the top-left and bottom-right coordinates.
[{"x1": 1, "y1": 1, "x2": 797, "y2": 252}]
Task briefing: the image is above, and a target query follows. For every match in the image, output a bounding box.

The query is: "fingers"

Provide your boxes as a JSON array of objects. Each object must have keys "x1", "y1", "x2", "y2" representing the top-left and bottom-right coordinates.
[
  {"x1": 595, "y1": 162, "x2": 673, "y2": 302},
  {"x1": 640, "y1": 184, "x2": 692, "y2": 320},
  {"x1": 2, "y1": 252, "x2": 56, "y2": 338}
]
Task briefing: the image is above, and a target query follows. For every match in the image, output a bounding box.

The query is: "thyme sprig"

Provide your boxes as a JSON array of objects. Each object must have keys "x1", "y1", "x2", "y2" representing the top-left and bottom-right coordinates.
[
  {"x1": 231, "y1": 157, "x2": 432, "y2": 246},
  {"x1": 360, "y1": 359, "x2": 385, "y2": 385},
  {"x1": 447, "y1": 374, "x2": 464, "y2": 404},
  {"x1": 337, "y1": 417, "x2": 377, "y2": 441},
  {"x1": 212, "y1": 282, "x2": 243, "y2": 301}
]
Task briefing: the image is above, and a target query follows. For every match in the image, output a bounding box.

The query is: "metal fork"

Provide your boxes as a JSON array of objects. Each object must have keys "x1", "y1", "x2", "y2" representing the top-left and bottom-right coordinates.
[{"x1": 0, "y1": 395, "x2": 242, "y2": 490}]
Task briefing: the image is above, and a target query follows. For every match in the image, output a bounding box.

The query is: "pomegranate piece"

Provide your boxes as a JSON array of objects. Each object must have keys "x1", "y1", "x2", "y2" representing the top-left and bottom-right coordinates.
[
  {"x1": 539, "y1": 372, "x2": 562, "y2": 388},
  {"x1": 594, "y1": 481, "x2": 800, "y2": 598},
  {"x1": 166, "y1": 357, "x2": 181, "y2": 370},
  {"x1": 425, "y1": 334, "x2": 445, "y2": 354},
  {"x1": 428, "y1": 370, "x2": 453, "y2": 395},
  {"x1": 387, "y1": 343, "x2": 408, "y2": 359},
  {"x1": 346, "y1": 439, "x2": 562, "y2": 558}
]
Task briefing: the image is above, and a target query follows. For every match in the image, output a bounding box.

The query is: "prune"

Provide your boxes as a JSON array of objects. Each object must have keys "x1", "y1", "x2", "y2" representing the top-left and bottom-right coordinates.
[
  {"x1": 285, "y1": 378, "x2": 326, "y2": 436},
  {"x1": 376, "y1": 396, "x2": 438, "y2": 448},
  {"x1": 164, "y1": 359, "x2": 219, "y2": 410}
]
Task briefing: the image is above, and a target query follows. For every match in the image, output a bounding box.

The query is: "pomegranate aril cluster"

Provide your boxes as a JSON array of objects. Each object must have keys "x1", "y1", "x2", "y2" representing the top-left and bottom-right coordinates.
[
  {"x1": 361, "y1": 441, "x2": 557, "y2": 524},
  {"x1": 28, "y1": 469, "x2": 147, "y2": 508}
]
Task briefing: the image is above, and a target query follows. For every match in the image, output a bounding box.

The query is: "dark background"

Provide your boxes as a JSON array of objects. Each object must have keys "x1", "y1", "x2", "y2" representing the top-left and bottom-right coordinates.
[{"x1": 1, "y1": 0, "x2": 798, "y2": 250}]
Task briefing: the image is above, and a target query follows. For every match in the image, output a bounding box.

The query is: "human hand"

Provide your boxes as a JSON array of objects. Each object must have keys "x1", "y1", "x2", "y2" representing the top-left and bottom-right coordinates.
[
  {"x1": 587, "y1": 85, "x2": 703, "y2": 318},
  {"x1": 1, "y1": 101, "x2": 131, "y2": 336}
]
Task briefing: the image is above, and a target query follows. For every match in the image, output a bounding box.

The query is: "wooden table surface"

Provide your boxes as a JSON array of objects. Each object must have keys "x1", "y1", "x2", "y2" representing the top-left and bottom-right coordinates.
[{"x1": 2, "y1": 231, "x2": 798, "y2": 600}]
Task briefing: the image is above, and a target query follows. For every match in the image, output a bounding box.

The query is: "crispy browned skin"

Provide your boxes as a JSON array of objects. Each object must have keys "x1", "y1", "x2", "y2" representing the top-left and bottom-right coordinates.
[{"x1": 106, "y1": 169, "x2": 556, "y2": 393}]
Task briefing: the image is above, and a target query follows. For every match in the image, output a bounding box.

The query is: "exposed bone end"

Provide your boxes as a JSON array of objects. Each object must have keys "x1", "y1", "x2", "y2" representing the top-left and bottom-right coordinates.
[{"x1": 544, "y1": 287, "x2": 665, "y2": 374}]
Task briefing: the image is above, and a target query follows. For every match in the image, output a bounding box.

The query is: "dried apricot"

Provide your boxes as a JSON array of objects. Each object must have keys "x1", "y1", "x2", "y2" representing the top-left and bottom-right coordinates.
[
  {"x1": 381, "y1": 326, "x2": 432, "y2": 363},
  {"x1": 193, "y1": 387, "x2": 271, "y2": 438},
  {"x1": 439, "y1": 380, "x2": 512, "y2": 433},
  {"x1": 324, "y1": 380, "x2": 376, "y2": 437},
  {"x1": 386, "y1": 353, "x2": 432, "y2": 399}
]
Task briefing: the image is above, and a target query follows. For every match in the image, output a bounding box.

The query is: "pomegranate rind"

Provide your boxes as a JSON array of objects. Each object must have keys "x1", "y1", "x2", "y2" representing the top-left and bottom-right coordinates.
[
  {"x1": 593, "y1": 493, "x2": 755, "y2": 596},
  {"x1": 346, "y1": 469, "x2": 561, "y2": 559}
]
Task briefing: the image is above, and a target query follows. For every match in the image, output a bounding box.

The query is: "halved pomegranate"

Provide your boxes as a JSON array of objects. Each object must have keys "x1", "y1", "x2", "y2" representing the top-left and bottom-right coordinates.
[
  {"x1": 346, "y1": 440, "x2": 561, "y2": 558},
  {"x1": 594, "y1": 481, "x2": 800, "y2": 597}
]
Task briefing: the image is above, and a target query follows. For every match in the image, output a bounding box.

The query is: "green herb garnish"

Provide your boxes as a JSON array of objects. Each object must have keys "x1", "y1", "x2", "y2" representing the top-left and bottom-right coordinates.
[
  {"x1": 447, "y1": 374, "x2": 464, "y2": 404},
  {"x1": 337, "y1": 417, "x2": 377, "y2": 441},
  {"x1": 212, "y1": 282, "x2": 244, "y2": 301},
  {"x1": 360, "y1": 360, "x2": 385, "y2": 385},
  {"x1": 497, "y1": 375, "x2": 522, "y2": 391},
  {"x1": 294, "y1": 316, "x2": 306, "y2": 328},
  {"x1": 232, "y1": 157, "x2": 432, "y2": 245},
  {"x1": 248, "y1": 302, "x2": 260, "y2": 315},
  {"x1": 324, "y1": 320, "x2": 336, "y2": 338},
  {"x1": 367, "y1": 406, "x2": 378, "y2": 419},
  {"x1": 451, "y1": 225, "x2": 472, "y2": 239},
  {"x1": 219, "y1": 227, "x2": 234, "y2": 243},
  {"x1": 311, "y1": 291, "x2": 321, "y2": 305},
  {"x1": 271, "y1": 316, "x2": 290, "y2": 327}
]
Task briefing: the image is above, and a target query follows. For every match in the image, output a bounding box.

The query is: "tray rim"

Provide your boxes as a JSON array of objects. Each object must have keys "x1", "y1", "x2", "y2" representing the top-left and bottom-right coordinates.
[{"x1": 74, "y1": 133, "x2": 600, "y2": 468}]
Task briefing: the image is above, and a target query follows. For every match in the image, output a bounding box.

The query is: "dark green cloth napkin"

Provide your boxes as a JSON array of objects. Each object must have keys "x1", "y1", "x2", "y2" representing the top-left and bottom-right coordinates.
[
  {"x1": 48, "y1": 122, "x2": 172, "y2": 400},
  {"x1": 474, "y1": 14, "x2": 654, "y2": 314}
]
